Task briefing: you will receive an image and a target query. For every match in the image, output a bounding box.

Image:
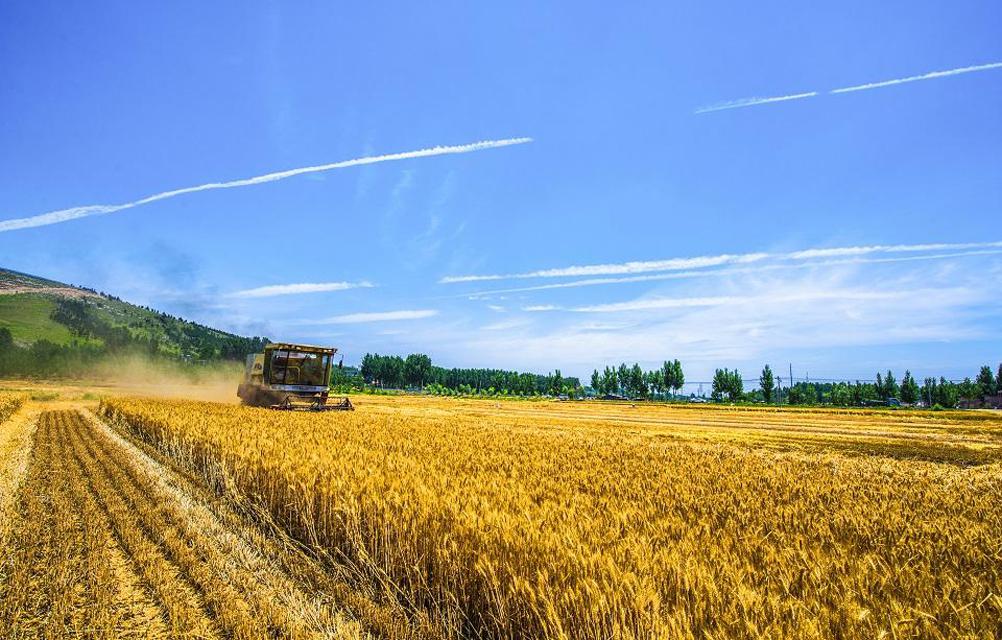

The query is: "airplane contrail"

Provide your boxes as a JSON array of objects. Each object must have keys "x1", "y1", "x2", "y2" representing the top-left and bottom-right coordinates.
[
  {"x1": 831, "y1": 61, "x2": 1002, "y2": 94},
  {"x1": 696, "y1": 61, "x2": 1002, "y2": 114},
  {"x1": 0, "y1": 137, "x2": 533, "y2": 233},
  {"x1": 694, "y1": 92, "x2": 818, "y2": 114}
]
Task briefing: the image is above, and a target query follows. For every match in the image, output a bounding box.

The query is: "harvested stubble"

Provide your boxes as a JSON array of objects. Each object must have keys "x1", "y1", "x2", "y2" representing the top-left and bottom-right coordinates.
[
  {"x1": 0, "y1": 409, "x2": 374, "y2": 639},
  {"x1": 100, "y1": 396, "x2": 1002, "y2": 639},
  {"x1": 0, "y1": 391, "x2": 25, "y2": 424}
]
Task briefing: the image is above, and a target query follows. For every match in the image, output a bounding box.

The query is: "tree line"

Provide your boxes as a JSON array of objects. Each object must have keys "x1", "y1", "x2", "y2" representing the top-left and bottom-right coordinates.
[
  {"x1": 731, "y1": 364, "x2": 1002, "y2": 408},
  {"x1": 589, "y1": 360, "x2": 685, "y2": 399},
  {"x1": 355, "y1": 353, "x2": 582, "y2": 397},
  {"x1": 350, "y1": 353, "x2": 1001, "y2": 408}
]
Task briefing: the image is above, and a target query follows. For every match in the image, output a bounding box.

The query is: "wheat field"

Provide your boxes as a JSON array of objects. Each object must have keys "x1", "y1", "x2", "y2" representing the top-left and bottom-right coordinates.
[{"x1": 1, "y1": 390, "x2": 1000, "y2": 638}]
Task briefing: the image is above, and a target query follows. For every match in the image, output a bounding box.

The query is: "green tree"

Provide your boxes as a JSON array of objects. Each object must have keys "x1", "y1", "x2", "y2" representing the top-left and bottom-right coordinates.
[
  {"x1": 958, "y1": 377, "x2": 977, "y2": 402},
  {"x1": 617, "y1": 364, "x2": 630, "y2": 395},
  {"x1": 550, "y1": 370, "x2": 564, "y2": 396},
  {"x1": 976, "y1": 365, "x2": 995, "y2": 400},
  {"x1": 404, "y1": 353, "x2": 432, "y2": 388},
  {"x1": 662, "y1": 359, "x2": 684, "y2": 397},
  {"x1": 647, "y1": 369, "x2": 663, "y2": 398},
  {"x1": 598, "y1": 366, "x2": 616, "y2": 395},
  {"x1": 759, "y1": 364, "x2": 775, "y2": 403},
  {"x1": 590, "y1": 369, "x2": 600, "y2": 393},
  {"x1": 996, "y1": 363, "x2": 1002, "y2": 396},
  {"x1": 629, "y1": 364, "x2": 646, "y2": 399},
  {"x1": 883, "y1": 370, "x2": 899, "y2": 400},
  {"x1": 788, "y1": 382, "x2": 817, "y2": 405},
  {"x1": 661, "y1": 361, "x2": 674, "y2": 397},
  {"x1": 900, "y1": 370, "x2": 919, "y2": 404},
  {"x1": 712, "y1": 368, "x2": 743, "y2": 401},
  {"x1": 830, "y1": 382, "x2": 851, "y2": 406}
]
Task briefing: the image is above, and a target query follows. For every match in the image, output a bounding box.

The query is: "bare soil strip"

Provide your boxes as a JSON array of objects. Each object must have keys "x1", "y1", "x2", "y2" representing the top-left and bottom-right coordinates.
[{"x1": 0, "y1": 409, "x2": 376, "y2": 640}]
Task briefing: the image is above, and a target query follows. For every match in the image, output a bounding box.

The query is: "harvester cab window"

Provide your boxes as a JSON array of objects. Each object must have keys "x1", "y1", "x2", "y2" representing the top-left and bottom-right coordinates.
[
  {"x1": 300, "y1": 353, "x2": 330, "y2": 386},
  {"x1": 268, "y1": 349, "x2": 330, "y2": 387}
]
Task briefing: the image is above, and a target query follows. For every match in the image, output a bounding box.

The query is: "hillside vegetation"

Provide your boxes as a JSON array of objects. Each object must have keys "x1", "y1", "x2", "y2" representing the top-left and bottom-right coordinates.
[{"x1": 0, "y1": 268, "x2": 268, "y2": 377}]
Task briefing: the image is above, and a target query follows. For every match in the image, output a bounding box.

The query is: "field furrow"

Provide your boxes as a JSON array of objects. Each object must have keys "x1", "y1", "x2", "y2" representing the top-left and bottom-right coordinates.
[
  {"x1": 55, "y1": 409, "x2": 218, "y2": 638},
  {"x1": 67, "y1": 412, "x2": 263, "y2": 638},
  {"x1": 0, "y1": 410, "x2": 60, "y2": 634},
  {"x1": 1, "y1": 406, "x2": 377, "y2": 640},
  {"x1": 82, "y1": 409, "x2": 395, "y2": 640}
]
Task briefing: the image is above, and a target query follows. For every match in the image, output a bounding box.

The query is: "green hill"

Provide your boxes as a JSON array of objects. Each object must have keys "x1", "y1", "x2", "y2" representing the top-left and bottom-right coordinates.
[{"x1": 0, "y1": 267, "x2": 269, "y2": 377}]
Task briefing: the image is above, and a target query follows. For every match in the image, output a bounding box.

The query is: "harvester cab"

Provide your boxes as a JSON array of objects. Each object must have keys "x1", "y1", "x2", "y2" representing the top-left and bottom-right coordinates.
[{"x1": 237, "y1": 343, "x2": 353, "y2": 411}]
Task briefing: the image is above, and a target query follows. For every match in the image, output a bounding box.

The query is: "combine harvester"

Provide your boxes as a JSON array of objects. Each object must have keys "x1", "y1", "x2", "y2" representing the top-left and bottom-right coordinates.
[{"x1": 237, "y1": 342, "x2": 353, "y2": 411}]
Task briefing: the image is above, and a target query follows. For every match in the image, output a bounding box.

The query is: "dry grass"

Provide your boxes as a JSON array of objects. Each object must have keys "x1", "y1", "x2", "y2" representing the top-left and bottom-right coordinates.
[{"x1": 98, "y1": 395, "x2": 1002, "y2": 639}]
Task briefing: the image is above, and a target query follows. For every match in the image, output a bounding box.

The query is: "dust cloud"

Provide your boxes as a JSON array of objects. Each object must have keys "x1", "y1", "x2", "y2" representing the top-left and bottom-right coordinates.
[
  {"x1": 89, "y1": 355, "x2": 243, "y2": 403},
  {"x1": 13, "y1": 355, "x2": 247, "y2": 404}
]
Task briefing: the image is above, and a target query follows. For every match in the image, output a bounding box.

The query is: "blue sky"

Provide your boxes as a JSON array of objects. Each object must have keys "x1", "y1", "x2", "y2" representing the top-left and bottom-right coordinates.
[{"x1": 1, "y1": 1, "x2": 1000, "y2": 384}]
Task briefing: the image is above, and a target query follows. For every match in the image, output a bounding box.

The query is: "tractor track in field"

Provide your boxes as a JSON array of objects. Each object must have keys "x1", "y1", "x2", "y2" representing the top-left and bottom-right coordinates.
[{"x1": 0, "y1": 408, "x2": 385, "y2": 640}]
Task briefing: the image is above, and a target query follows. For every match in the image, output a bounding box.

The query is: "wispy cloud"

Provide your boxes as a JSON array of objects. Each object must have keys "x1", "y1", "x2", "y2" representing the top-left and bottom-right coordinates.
[
  {"x1": 696, "y1": 61, "x2": 1002, "y2": 114},
  {"x1": 430, "y1": 272, "x2": 992, "y2": 378},
  {"x1": 0, "y1": 137, "x2": 533, "y2": 233},
  {"x1": 307, "y1": 309, "x2": 439, "y2": 325},
  {"x1": 442, "y1": 252, "x2": 770, "y2": 283},
  {"x1": 522, "y1": 305, "x2": 559, "y2": 312},
  {"x1": 228, "y1": 281, "x2": 374, "y2": 298},
  {"x1": 694, "y1": 91, "x2": 818, "y2": 114},
  {"x1": 831, "y1": 61, "x2": 1002, "y2": 94},
  {"x1": 441, "y1": 240, "x2": 1002, "y2": 284},
  {"x1": 786, "y1": 241, "x2": 1002, "y2": 259},
  {"x1": 569, "y1": 290, "x2": 899, "y2": 313},
  {"x1": 460, "y1": 248, "x2": 1002, "y2": 297},
  {"x1": 521, "y1": 290, "x2": 904, "y2": 314}
]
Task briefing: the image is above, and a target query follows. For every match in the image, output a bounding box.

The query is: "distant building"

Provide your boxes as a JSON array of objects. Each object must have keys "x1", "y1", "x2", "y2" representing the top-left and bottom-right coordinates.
[{"x1": 959, "y1": 395, "x2": 1002, "y2": 410}]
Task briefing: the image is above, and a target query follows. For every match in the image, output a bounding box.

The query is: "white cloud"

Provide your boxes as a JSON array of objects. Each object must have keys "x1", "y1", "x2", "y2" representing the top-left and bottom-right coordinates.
[
  {"x1": 308, "y1": 309, "x2": 439, "y2": 324},
  {"x1": 0, "y1": 137, "x2": 532, "y2": 232},
  {"x1": 436, "y1": 277, "x2": 989, "y2": 379},
  {"x1": 458, "y1": 249, "x2": 1002, "y2": 298},
  {"x1": 441, "y1": 241, "x2": 1002, "y2": 285},
  {"x1": 228, "y1": 281, "x2": 374, "y2": 298},
  {"x1": 480, "y1": 318, "x2": 533, "y2": 332},
  {"x1": 570, "y1": 290, "x2": 903, "y2": 314},
  {"x1": 442, "y1": 252, "x2": 770, "y2": 283},
  {"x1": 523, "y1": 305, "x2": 559, "y2": 312}
]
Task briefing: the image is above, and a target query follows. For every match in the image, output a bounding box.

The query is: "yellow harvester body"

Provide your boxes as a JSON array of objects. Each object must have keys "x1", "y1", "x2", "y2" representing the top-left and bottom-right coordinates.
[{"x1": 237, "y1": 342, "x2": 353, "y2": 411}]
